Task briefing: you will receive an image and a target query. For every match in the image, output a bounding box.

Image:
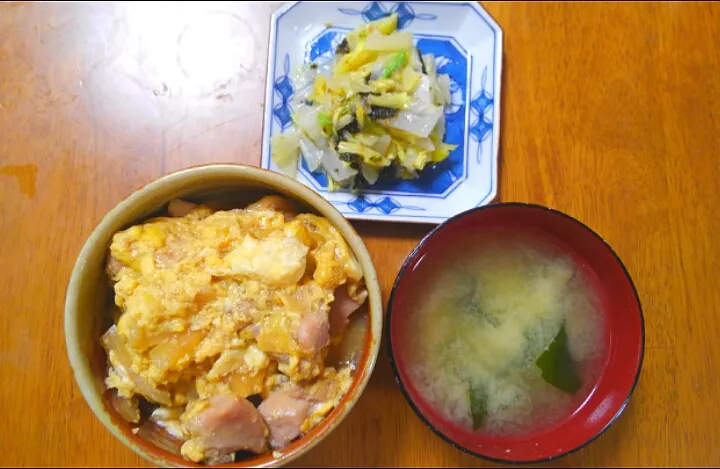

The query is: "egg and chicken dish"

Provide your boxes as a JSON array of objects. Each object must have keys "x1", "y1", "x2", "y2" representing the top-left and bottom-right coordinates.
[{"x1": 101, "y1": 195, "x2": 368, "y2": 464}]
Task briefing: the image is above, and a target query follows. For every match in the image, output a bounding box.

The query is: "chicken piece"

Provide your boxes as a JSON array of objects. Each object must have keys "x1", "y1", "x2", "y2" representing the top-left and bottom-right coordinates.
[
  {"x1": 257, "y1": 388, "x2": 311, "y2": 449},
  {"x1": 167, "y1": 199, "x2": 198, "y2": 217},
  {"x1": 106, "y1": 253, "x2": 124, "y2": 279},
  {"x1": 181, "y1": 394, "x2": 269, "y2": 463},
  {"x1": 289, "y1": 284, "x2": 332, "y2": 355},
  {"x1": 246, "y1": 195, "x2": 297, "y2": 219},
  {"x1": 329, "y1": 285, "x2": 367, "y2": 337},
  {"x1": 297, "y1": 310, "x2": 330, "y2": 355}
]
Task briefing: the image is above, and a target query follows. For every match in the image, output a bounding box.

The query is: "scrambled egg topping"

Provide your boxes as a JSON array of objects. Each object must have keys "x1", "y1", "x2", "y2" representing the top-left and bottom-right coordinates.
[{"x1": 101, "y1": 196, "x2": 365, "y2": 463}]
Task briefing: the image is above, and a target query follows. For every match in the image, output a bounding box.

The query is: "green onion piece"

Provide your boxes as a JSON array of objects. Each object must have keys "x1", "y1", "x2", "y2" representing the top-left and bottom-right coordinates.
[
  {"x1": 318, "y1": 112, "x2": 332, "y2": 129},
  {"x1": 382, "y1": 50, "x2": 407, "y2": 79},
  {"x1": 318, "y1": 111, "x2": 337, "y2": 137}
]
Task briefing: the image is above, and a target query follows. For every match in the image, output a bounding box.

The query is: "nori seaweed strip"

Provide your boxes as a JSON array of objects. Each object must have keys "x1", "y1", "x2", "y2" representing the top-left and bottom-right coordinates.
[
  {"x1": 377, "y1": 166, "x2": 396, "y2": 182},
  {"x1": 368, "y1": 106, "x2": 398, "y2": 119},
  {"x1": 341, "y1": 119, "x2": 361, "y2": 135},
  {"x1": 351, "y1": 172, "x2": 369, "y2": 190},
  {"x1": 339, "y1": 152, "x2": 360, "y2": 164},
  {"x1": 418, "y1": 49, "x2": 427, "y2": 75},
  {"x1": 336, "y1": 117, "x2": 361, "y2": 142},
  {"x1": 335, "y1": 38, "x2": 350, "y2": 55},
  {"x1": 329, "y1": 136, "x2": 340, "y2": 151}
]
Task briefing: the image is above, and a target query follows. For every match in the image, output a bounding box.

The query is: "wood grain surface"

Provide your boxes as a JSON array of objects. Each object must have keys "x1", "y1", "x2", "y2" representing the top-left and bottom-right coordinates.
[{"x1": 1, "y1": 1, "x2": 719, "y2": 467}]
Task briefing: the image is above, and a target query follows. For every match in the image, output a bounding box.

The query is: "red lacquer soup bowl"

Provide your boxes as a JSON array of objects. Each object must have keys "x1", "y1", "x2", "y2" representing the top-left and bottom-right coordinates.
[{"x1": 386, "y1": 202, "x2": 644, "y2": 464}]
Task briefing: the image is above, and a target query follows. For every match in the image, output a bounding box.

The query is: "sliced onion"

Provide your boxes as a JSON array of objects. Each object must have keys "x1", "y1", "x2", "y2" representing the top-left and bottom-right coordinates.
[
  {"x1": 110, "y1": 393, "x2": 140, "y2": 423},
  {"x1": 102, "y1": 326, "x2": 173, "y2": 406},
  {"x1": 325, "y1": 310, "x2": 368, "y2": 370},
  {"x1": 150, "y1": 407, "x2": 186, "y2": 439},
  {"x1": 149, "y1": 330, "x2": 206, "y2": 373}
]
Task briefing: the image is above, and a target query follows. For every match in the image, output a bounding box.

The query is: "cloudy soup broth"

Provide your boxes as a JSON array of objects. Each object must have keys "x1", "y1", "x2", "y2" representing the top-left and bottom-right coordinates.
[{"x1": 402, "y1": 226, "x2": 606, "y2": 436}]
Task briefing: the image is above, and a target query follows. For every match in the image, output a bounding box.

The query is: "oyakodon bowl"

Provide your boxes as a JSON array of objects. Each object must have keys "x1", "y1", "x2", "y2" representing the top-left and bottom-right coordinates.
[
  {"x1": 64, "y1": 164, "x2": 383, "y2": 468},
  {"x1": 386, "y1": 202, "x2": 644, "y2": 464}
]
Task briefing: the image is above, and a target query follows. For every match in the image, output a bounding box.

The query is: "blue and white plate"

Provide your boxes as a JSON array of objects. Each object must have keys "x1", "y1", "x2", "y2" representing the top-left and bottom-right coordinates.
[{"x1": 261, "y1": 1, "x2": 502, "y2": 224}]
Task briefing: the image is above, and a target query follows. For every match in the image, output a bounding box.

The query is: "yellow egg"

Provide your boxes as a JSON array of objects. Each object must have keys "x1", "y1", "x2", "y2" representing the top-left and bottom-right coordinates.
[{"x1": 101, "y1": 197, "x2": 365, "y2": 463}]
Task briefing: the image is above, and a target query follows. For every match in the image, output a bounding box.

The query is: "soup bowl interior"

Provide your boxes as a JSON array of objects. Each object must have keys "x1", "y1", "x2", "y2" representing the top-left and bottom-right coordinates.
[
  {"x1": 65, "y1": 164, "x2": 383, "y2": 468},
  {"x1": 387, "y1": 202, "x2": 644, "y2": 464}
]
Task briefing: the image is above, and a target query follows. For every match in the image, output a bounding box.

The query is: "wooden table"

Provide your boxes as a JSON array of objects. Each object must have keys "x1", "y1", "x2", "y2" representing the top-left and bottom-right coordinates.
[{"x1": 2, "y1": 1, "x2": 719, "y2": 467}]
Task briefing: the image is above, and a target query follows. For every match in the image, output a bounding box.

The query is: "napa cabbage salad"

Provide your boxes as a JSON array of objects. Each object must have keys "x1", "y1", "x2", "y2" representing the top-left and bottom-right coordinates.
[{"x1": 270, "y1": 13, "x2": 457, "y2": 191}]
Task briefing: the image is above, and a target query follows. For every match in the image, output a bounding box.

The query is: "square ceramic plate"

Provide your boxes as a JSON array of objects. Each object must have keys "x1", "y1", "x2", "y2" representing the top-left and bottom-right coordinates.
[{"x1": 261, "y1": 1, "x2": 502, "y2": 224}]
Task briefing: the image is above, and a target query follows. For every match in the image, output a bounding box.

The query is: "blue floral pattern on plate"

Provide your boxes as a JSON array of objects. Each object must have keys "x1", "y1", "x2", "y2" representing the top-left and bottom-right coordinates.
[
  {"x1": 261, "y1": 1, "x2": 503, "y2": 224},
  {"x1": 469, "y1": 67, "x2": 495, "y2": 164},
  {"x1": 272, "y1": 55, "x2": 295, "y2": 131},
  {"x1": 338, "y1": 2, "x2": 437, "y2": 29},
  {"x1": 331, "y1": 195, "x2": 425, "y2": 214}
]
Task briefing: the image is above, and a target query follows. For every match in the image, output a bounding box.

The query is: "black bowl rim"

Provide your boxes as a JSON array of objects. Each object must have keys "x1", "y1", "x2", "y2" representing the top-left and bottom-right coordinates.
[{"x1": 385, "y1": 201, "x2": 646, "y2": 465}]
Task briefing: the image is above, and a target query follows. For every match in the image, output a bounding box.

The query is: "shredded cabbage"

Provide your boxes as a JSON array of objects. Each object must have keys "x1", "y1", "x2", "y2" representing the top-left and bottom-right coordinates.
[
  {"x1": 270, "y1": 12, "x2": 458, "y2": 190},
  {"x1": 270, "y1": 132, "x2": 301, "y2": 178},
  {"x1": 365, "y1": 31, "x2": 412, "y2": 53},
  {"x1": 298, "y1": 135, "x2": 325, "y2": 173}
]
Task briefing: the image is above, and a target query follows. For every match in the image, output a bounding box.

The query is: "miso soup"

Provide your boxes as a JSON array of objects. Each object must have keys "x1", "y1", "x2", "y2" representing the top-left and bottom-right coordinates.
[{"x1": 402, "y1": 227, "x2": 606, "y2": 436}]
